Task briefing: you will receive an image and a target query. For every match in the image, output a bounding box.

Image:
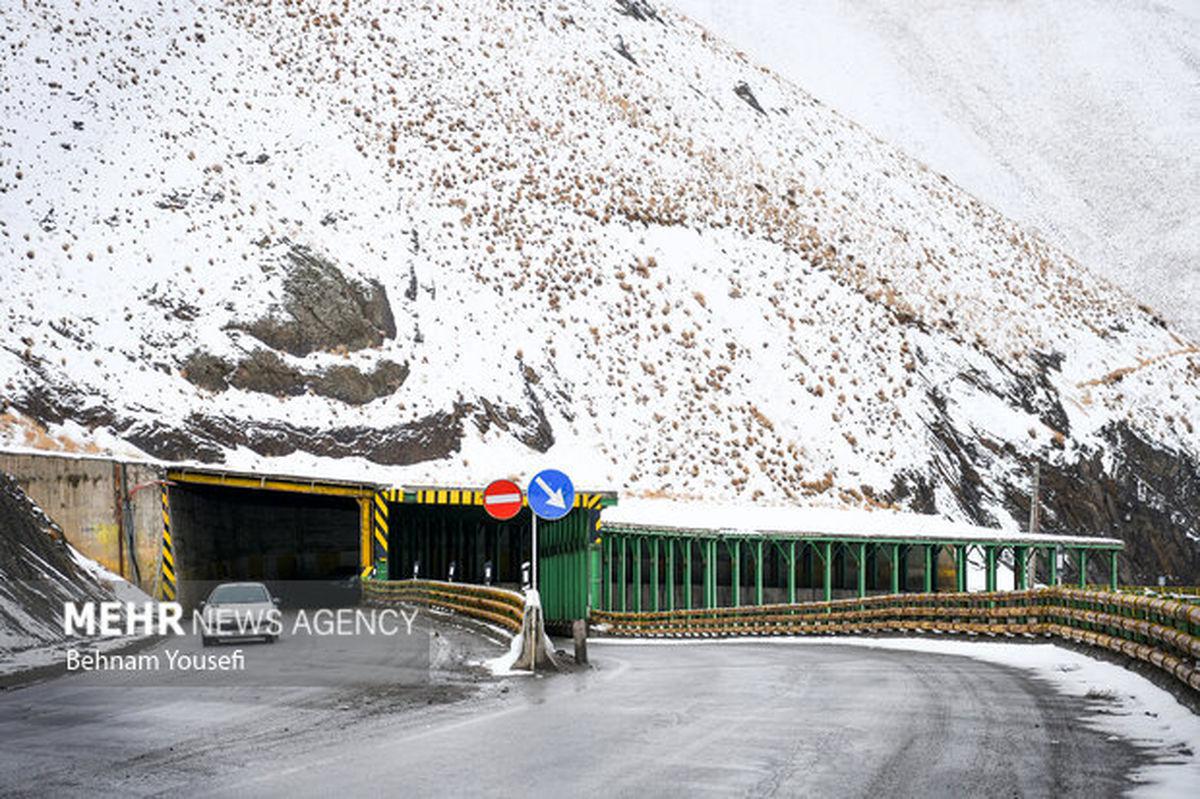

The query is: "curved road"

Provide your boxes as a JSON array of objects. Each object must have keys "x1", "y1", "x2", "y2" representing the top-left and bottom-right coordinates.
[
  {"x1": 217, "y1": 641, "x2": 1138, "y2": 797},
  {"x1": 0, "y1": 636, "x2": 1141, "y2": 796}
]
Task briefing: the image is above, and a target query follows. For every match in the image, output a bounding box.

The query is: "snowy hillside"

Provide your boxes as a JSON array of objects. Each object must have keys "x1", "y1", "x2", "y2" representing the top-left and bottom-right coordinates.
[
  {"x1": 672, "y1": 0, "x2": 1200, "y2": 340},
  {"x1": 1, "y1": 0, "x2": 1198, "y2": 580}
]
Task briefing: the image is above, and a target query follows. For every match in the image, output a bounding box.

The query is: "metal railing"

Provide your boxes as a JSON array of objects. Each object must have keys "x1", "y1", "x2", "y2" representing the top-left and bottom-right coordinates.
[
  {"x1": 591, "y1": 587, "x2": 1200, "y2": 692},
  {"x1": 363, "y1": 579, "x2": 525, "y2": 634}
]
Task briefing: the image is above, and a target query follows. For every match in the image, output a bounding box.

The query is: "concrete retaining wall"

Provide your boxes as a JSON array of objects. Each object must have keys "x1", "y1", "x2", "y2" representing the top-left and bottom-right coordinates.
[{"x1": 0, "y1": 451, "x2": 163, "y2": 594}]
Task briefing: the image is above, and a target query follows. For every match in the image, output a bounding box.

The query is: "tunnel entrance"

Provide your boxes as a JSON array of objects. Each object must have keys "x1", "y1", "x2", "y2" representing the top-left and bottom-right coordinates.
[
  {"x1": 387, "y1": 503, "x2": 534, "y2": 587},
  {"x1": 382, "y1": 490, "x2": 613, "y2": 624},
  {"x1": 167, "y1": 475, "x2": 371, "y2": 607}
]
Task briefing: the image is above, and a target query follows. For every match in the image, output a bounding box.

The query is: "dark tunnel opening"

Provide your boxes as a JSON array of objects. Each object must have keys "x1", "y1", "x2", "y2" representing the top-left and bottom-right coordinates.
[
  {"x1": 387, "y1": 503, "x2": 533, "y2": 590},
  {"x1": 170, "y1": 482, "x2": 361, "y2": 607}
]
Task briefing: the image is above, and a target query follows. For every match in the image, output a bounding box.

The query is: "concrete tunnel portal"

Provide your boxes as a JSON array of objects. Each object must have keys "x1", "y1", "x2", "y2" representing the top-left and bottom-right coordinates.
[
  {"x1": 162, "y1": 470, "x2": 617, "y2": 620},
  {"x1": 165, "y1": 471, "x2": 374, "y2": 607}
]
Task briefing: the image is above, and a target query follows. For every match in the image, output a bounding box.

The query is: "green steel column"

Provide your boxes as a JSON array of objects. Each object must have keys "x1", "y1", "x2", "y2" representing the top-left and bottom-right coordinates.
[
  {"x1": 633, "y1": 537, "x2": 643, "y2": 613},
  {"x1": 667, "y1": 539, "x2": 675, "y2": 611},
  {"x1": 822, "y1": 542, "x2": 833, "y2": 602},
  {"x1": 700, "y1": 537, "x2": 710, "y2": 607},
  {"x1": 605, "y1": 535, "x2": 613, "y2": 611},
  {"x1": 923, "y1": 545, "x2": 934, "y2": 593},
  {"x1": 857, "y1": 542, "x2": 867, "y2": 599},
  {"x1": 955, "y1": 546, "x2": 967, "y2": 592},
  {"x1": 1048, "y1": 546, "x2": 1058, "y2": 586},
  {"x1": 619, "y1": 536, "x2": 627, "y2": 613},
  {"x1": 650, "y1": 538, "x2": 659, "y2": 612},
  {"x1": 731, "y1": 539, "x2": 741, "y2": 607},
  {"x1": 985, "y1": 546, "x2": 997, "y2": 592},
  {"x1": 755, "y1": 540, "x2": 764, "y2": 606},
  {"x1": 1014, "y1": 546, "x2": 1027, "y2": 590},
  {"x1": 686, "y1": 538, "x2": 693, "y2": 610},
  {"x1": 788, "y1": 541, "x2": 797, "y2": 604},
  {"x1": 1078, "y1": 548, "x2": 1088, "y2": 588},
  {"x1": 891, "y1": 544, "x2": 901, "y2": 594},
  {"x1": 1109, "y1": 550, "x2": 1118, "y2": 590}
]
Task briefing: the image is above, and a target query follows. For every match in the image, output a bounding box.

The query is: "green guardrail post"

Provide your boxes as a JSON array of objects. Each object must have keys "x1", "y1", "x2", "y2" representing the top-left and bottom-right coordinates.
[{"x1": 755, "y1": 540, "x2": 764, "y2": 606}]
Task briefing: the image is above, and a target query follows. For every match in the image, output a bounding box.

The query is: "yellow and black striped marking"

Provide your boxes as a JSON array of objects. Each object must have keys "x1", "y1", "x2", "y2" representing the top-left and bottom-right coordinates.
[
  {"x1": 159, "y1": 484, "x2": 176, "y2": 601},
  {"x1": 369, "y1": 489, "x2": 402, "y2": 573},
  {"x1": 412, "y1": 488, "x2": 603, "y2": 510}
]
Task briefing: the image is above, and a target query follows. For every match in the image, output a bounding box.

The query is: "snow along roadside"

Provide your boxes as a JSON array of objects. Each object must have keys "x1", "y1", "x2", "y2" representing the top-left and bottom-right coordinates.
[
  {"x1": 590, "y1": 636, "x2": 1200, "y2": 797},
  {"x1": 0, "y1": 547, "x2": 154, "y2": 678}
]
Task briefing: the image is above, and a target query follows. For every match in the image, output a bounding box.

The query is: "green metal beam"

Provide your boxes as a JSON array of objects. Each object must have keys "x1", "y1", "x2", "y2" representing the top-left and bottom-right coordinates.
[
  {"x1": 1109, "y1": 550, "x2": 1118, "y2": 591},
  {"x1": 755, "y1": 540, "x2": 764, "y2": 606},
  {"x1": 788, "y1": 540, "x2": 796, "y2": 604},
  {"x1": 1078, "y1": 548, "x2": 1088, "y2": 588},
  {"x1": 822, "y1": 541, "x2": 832, "y2": 603},
  {"x1": 597, "y1": 523, "x2": 1124, "y2": 551},
  {"x1": 857, "y1": 542, "x2": 867, "y2": 599},
  {"x1": 605, "y1": 535, "x2": 612, "y2": 610},
  {"x1": 1048, "y1": 546, "x2": 1058, "y2": 586},
  {"x1": 667, "y1": 538, "x2": 675, "y2": 611},
  {"x1": 704, "y1": 540, "x2": 715, "y2": 609},
  {"x1": 650, "y1": 538, "x2": 659, "y2": 612},
  {"x1": 634, "y1": 537, "x2": 643, "y2": 613},
  {"x1": 955, "y1": 546, "x2": 967, "y2": 592},
  {"x1": 686, "y1": 538, "x2": 693, "y2": 610},
  {"x1": 891, "y1": 544, "x2": 901, "y2": 594},
  {"x1": 619, "y1": 536, "x2": 627, "y2": 612},
  {"x1": 985, "y1": 546, "x2": 997, "y2": 592},
  {"x1": 923, "y1": 545, "x2": 934, "y2": 593},
  {"x1": 731, "y1": 539, "x2": 741, "y2": 607}
]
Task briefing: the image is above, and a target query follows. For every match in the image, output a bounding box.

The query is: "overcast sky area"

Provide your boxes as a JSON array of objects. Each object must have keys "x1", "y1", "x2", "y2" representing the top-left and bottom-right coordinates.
[{"x1": 671, "y1": 0, "x2": 1200, "y2": 342}]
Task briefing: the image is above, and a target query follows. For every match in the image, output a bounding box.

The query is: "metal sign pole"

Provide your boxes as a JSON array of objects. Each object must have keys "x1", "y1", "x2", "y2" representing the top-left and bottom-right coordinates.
[{"x1": 531, "y1": 513, "x2": 538, "y2": 593}]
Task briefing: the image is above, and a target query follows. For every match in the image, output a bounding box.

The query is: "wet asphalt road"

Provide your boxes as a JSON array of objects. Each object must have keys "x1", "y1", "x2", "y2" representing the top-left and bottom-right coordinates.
[{"x1": 0, "y1": 632, "x2": 1143, "y2": 798}]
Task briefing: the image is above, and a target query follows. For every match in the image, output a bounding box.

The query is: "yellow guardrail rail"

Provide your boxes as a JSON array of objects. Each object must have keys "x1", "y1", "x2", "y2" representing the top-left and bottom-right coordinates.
[
  {"x1": 363, "y1": 579, "x2": 525, "y2": 634},
  {"x1": 591, "y1": 587, "x2": 1200, "y2": 692}
]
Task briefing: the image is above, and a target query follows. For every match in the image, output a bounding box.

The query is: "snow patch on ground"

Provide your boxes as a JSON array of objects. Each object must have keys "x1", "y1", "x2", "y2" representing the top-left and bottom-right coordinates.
[{"x1": 69, "y1": 545, "x2": 154, "y2": 605}]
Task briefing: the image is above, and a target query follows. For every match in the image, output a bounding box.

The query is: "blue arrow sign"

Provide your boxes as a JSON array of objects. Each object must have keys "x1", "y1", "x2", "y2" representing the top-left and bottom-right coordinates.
[{"x1": 527, "y1": 469, "x2": 575, "y2": 521}]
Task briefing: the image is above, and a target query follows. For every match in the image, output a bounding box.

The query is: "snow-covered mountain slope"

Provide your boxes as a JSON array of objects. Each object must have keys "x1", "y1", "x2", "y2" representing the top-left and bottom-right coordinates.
[
  {"x1": 672, "y1": 0, "x2": 1200, "y2": 341},
  {"x1": 1, "y1": 0, "x2": 1197, "y2": 580}
]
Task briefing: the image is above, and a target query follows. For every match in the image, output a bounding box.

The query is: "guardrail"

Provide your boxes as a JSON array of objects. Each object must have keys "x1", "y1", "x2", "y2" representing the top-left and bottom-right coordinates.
[
  {"x1": 591, "y1": 587, "x2": 1200, "y2": 692},
  {"x1": 1086, "y1": 584, "x2": 1200, "y2": 605},
  {"x1": 363, "y1": 579, "x2": 525, "y2": 634}
]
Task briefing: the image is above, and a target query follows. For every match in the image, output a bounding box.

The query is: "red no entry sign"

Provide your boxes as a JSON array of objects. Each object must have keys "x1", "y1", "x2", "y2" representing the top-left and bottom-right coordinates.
[{"x1": 483, "y1": 479, "x2": 523, "y2": 521}]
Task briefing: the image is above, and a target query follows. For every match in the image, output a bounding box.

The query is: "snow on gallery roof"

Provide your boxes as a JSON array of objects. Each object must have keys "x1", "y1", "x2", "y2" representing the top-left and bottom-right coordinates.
[{"x1": 601, "y1": 497, "x2": 1122, "y2": 547}]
